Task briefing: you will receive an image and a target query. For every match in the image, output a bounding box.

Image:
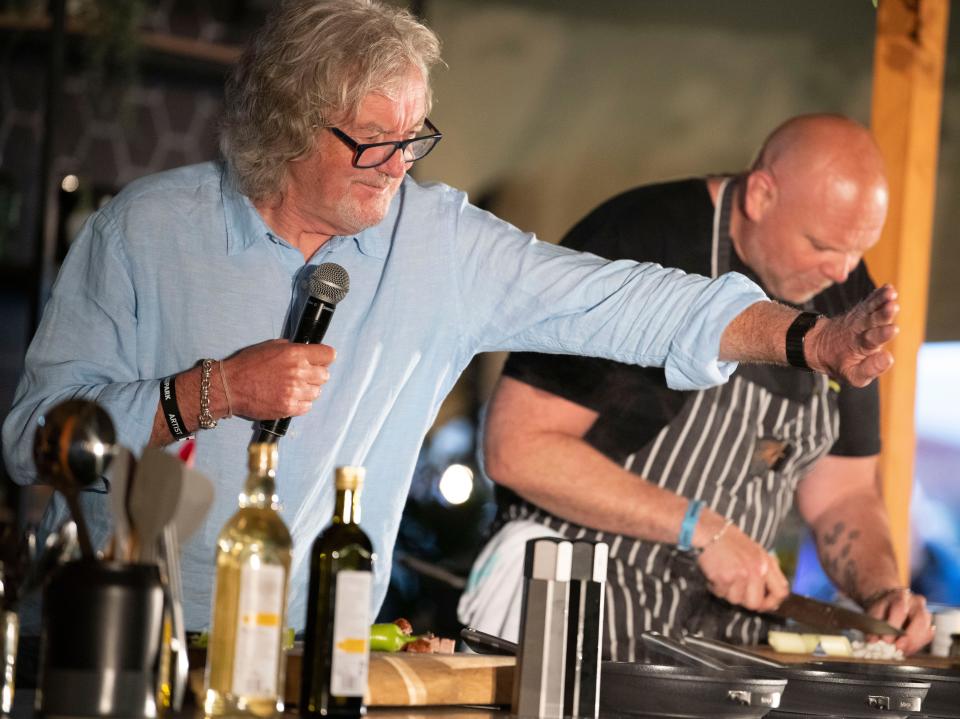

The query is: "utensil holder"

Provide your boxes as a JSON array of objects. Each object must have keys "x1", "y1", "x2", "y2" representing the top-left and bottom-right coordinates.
[
  {"x1": 513, "y1": 538, "x2": 571, "y2": 719},
  {"x1": 38, "y1": 560, "x2": 164, "y2": 719}
]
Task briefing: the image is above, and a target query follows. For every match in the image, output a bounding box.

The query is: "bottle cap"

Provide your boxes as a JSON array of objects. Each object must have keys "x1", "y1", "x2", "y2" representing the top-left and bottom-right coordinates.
[
  {"x1": 335, "y1": 466, "x2": 365, "y2": 491},
  {"x1": 248, "y1": 442, "x2": 278, "y2": 474}
]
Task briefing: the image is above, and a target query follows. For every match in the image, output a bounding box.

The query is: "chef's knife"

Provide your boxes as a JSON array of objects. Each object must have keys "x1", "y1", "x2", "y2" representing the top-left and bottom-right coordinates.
[
  {"x1": 671, "y1": 549, "x2": 904, "y2": 637},
  {"x1": 771, "y1": 593, "x2": 905, "y2": 637}
]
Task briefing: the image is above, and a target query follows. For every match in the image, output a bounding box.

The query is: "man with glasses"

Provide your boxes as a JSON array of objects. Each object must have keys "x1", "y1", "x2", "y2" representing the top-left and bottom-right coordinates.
[{"x1": 4, "y1": 1, "x2": 898, "y2": 633}]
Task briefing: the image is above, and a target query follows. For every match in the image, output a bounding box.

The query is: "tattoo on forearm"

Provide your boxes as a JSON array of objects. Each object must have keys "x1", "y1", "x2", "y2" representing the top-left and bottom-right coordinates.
[
  {"x1": 842, "y1": 561, "x2": 859, "y2": 597},
  {"x1": 822, "y1": 521, "x2": 845, "y2": 546},
  {"x1": 817, "y1": 522, "x2": 862, "y2": 596}
]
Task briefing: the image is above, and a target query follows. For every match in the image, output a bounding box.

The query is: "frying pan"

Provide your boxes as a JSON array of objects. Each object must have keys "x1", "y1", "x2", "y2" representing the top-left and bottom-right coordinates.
[
  {"x1": 683, "y1": 635, "x2": 930, "y2": 719},
  {"x1": 601, "y1": 661, "x2": 784, "y2": 719},
  {"x1": 616, "y1": 632, "x2": 787, "y2": 719},
  {"x1": 461, "y1": 628, "x2": 787, "y2": 719},
  {"x1": 811, "y1": 660, "x2": 960, "y2": 719}
]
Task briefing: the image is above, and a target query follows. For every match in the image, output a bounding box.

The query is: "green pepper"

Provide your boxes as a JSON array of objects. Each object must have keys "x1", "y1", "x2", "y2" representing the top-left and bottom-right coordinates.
[
  {"x1": 369, "y1": 622, "x2": 421, "y2": 652},
  {"x1": 189, "y1": 631, "x2": 209, "y2": 649}
]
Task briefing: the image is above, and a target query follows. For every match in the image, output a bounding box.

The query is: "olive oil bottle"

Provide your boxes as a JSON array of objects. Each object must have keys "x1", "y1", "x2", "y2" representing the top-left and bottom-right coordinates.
[
  {"x1": 204, "y1": 443, "x2": 292, "y2": 717},
  {"x1": 301, "y1": 466, "x2": 375, "y2": 717}
]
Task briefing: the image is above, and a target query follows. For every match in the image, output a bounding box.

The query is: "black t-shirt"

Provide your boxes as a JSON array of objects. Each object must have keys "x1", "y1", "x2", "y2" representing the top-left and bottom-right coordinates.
[{"x1": 502, "y1": 178, "x2": 880, "y2": 460}]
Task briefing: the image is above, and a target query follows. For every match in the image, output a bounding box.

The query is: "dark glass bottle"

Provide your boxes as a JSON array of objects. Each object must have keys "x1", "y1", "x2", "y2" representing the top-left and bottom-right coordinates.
[{"x1": 301, "y1": 467, "x2": 375, "y2": 717}]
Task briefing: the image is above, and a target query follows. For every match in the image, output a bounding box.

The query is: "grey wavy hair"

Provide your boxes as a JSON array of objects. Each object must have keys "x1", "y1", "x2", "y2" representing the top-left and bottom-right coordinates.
[{"x1": 220, "y1": 0, "x2": 443, "y2": 200}]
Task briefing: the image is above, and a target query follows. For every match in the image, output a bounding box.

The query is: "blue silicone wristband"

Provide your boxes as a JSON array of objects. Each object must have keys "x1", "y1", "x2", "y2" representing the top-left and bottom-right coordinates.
[{"x1": 678, "y1": 499, "x2": 705, "y2": 552}]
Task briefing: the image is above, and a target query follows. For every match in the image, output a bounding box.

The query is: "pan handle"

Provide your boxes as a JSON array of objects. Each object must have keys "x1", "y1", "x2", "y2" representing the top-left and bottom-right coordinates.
[
  {"x1": 460, "y1": 627, "x2": 518, "y2": 656},
  {"x1": 683, "y1": 635, "x2": 787, "y2": 669},
  {"x1": 640, "y1": 632, "x2": 729, "y2": 673}
]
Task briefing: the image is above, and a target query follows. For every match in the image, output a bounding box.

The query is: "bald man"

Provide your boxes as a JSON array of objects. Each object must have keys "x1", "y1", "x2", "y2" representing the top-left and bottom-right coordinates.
[{"x1": 460, "y1": 115, "x2": 934, "y2": 657}]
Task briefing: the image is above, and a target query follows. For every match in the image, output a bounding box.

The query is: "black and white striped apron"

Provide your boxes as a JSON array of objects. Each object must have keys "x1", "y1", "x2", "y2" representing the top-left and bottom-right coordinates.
[{"x1": 503, "y1": 177, "x2": 841, "y2": 661}]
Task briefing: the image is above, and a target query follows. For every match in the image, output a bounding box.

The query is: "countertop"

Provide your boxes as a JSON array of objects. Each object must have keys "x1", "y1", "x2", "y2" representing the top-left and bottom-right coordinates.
[{"x1": 8, "y1": 690, "x2": 509, "y2": 719}]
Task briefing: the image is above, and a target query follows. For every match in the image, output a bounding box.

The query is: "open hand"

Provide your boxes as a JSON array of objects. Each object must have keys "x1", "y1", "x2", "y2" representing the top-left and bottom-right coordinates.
[{"x1": 807, "y1": 284, "x2": 899, "y2": 387}]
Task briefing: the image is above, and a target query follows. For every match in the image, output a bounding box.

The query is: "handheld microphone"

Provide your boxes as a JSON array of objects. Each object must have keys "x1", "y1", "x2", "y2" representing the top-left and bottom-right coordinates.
[{"x1": 255, "y1": 262, "x2": 350, "y2": 442}]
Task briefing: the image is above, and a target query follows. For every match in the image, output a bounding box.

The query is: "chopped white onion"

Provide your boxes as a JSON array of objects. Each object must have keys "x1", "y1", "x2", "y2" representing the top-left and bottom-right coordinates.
[{"x1": 851, "y1": 639, "x2": 904, "y2": 661}]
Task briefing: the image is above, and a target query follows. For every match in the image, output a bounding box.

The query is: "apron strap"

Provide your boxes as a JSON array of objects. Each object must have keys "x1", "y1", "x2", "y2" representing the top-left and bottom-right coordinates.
[{"x1": 710, "y1": 175, "x2": 739, "y2": 278}]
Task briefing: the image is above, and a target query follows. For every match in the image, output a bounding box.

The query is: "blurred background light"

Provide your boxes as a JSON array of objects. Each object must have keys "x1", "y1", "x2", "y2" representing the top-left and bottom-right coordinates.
[{"x1": 438, "y1": 463, "x2": 474, "y2": 506}]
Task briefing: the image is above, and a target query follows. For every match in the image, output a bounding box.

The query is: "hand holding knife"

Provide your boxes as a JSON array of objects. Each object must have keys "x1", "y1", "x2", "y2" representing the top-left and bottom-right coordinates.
[
  {"x1": 770, "y1": 592, "x2": 905, "y2": 637},
  {"x1": 672, "y1": 549, "x2": 905, "y2": 637}
]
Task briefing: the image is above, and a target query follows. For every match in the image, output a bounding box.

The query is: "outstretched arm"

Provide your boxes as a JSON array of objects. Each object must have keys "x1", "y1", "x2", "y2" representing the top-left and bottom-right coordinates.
[{"x1": 720, "y1": 285, "x2": 899, "y2": 387}]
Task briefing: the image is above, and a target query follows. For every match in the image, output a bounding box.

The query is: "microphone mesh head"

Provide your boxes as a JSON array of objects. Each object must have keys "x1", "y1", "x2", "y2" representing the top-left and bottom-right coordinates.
[{"x1": 310, "y1": 263, "x2": 350, "y2": 305}]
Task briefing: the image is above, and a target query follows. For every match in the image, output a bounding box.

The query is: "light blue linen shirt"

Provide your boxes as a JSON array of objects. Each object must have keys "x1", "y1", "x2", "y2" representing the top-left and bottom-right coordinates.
[{"x1": 2, "y1": 162, "x2": 766, "y2": 630}]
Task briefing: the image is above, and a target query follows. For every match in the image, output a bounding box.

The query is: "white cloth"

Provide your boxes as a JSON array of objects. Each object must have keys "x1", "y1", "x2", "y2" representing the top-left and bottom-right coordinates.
[{"x1": 457, "y1": 520, "x2": 563, "y2": 643}]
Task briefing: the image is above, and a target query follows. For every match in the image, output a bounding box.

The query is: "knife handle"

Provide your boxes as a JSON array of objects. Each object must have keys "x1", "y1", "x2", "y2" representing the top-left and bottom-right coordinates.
[
  {"x1": 640, "y1": 632, "x2": 729, "y2": 672},
  {"x1": 460, "y1": 627, "x2": 518, "y2": 656}
]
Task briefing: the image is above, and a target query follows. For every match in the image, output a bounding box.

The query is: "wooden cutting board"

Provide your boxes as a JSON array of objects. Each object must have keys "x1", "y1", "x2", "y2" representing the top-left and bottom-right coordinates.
[{"x1": 189, "y1": 649, "x2": 516, "y2": 707}]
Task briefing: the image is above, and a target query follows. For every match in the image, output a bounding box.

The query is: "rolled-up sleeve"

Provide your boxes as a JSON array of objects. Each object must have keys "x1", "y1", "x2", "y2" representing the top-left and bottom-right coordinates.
[
  {"x1": 661, "y1": 271, "x2": 768, "y2": 389},
  {"x1": 2, "y1": 211, "x2": 158, "y2": 485},
  {"x1": 448, "y1": 195, "x2": 768, "y2": 390}
]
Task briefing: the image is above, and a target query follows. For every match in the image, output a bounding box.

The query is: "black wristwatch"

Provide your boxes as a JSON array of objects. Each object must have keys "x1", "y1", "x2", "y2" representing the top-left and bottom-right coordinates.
[{"x1": 785, "y1": 311, "x2": 821, "y2": 370}]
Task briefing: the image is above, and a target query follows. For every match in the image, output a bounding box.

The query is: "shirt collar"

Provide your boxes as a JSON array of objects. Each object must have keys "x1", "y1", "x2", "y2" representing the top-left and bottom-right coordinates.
[
  {"x1": 219, "y1": 164, "x2": 401, "y2": 260},
  {"x1": 221, "y1": 165, "x2": 273, "y2": 256}
]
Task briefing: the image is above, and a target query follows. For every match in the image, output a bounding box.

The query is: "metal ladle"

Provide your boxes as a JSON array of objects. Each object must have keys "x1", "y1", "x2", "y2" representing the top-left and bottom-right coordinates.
[{"x1": 33, "y1": 399, "x2": 117, "y2": 559}]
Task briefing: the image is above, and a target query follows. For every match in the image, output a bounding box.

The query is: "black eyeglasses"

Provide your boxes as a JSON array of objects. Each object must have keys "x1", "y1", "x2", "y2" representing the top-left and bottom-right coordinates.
[{"x1": 329, "y1": 118, "x2": 443, "y2": 169}]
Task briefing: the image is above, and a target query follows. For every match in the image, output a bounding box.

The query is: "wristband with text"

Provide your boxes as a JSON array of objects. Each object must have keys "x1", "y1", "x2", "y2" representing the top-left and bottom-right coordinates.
[{"x1": 160, "y1": 375, "x2": 190, "y2": 440}]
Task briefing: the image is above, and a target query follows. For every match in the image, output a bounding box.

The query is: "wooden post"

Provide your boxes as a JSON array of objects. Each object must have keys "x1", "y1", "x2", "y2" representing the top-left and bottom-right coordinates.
[{"x1": 868, "y1": 0, "x2": 949, "y2": 584}]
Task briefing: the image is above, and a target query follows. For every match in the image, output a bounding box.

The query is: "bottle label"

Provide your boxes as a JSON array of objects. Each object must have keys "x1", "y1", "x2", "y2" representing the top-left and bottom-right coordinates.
[
  {"x1": 231, "y1": 563, "x2": 285, "y2": 698},
  {"x1": 330, "y1": 569, "x2": 372, "y2": 697}
]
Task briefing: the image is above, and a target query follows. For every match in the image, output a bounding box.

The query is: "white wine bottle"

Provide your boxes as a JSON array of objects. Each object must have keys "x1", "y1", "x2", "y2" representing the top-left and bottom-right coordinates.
[
  {"x1": 301, "y1": 466, "x2": 375, "y2": 718},
  {"x1": 204, "y1": 442, "x2": 292, "y2": 717}
]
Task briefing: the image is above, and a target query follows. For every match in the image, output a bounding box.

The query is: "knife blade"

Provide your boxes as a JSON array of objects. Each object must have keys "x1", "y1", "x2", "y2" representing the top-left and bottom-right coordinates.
[{"x1": 771, "y1": 593, "x2": 905, "y2": 636}]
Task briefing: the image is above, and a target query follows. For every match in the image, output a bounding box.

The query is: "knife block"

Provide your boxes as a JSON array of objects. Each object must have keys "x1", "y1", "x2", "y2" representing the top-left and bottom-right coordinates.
[{"x1": 38, "y1": 560, "x2": 165, "y2": 719}]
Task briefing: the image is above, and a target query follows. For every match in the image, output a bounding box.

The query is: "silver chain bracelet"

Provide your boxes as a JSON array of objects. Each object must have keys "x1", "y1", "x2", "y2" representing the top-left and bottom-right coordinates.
[{"x1": 199, "y1": 358, "x2": 217, "y2": 429}]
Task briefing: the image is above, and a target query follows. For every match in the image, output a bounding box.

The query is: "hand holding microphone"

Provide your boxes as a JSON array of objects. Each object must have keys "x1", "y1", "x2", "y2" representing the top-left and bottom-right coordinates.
[
  {"x1": 221, "y1": 340, "x2": 336, "y2": 421},
  {"x1": 212, "y1": 263, "x2": 348, "y2": 438},
  {"x1": 253, "y1": 263, "x2": 350, "y2": 442}
]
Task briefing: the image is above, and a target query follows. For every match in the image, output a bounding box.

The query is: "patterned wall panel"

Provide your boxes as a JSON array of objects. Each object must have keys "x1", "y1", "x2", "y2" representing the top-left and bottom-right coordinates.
[
  {"x1": 0, "y1": 1, "x2": 263, "y2": 269},
  {"x1": 0, "y1": 1, "x2": 262, "y2": 418}
]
